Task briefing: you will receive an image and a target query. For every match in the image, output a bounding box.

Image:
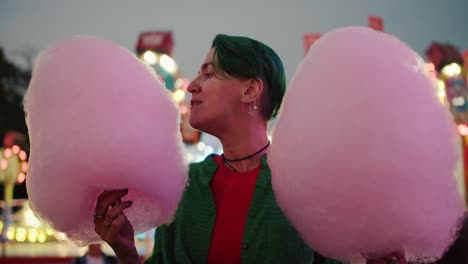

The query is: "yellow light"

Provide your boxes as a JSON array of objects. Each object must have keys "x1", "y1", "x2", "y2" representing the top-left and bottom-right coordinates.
[
  {"x1": 38, "y1": 230, "x2": 47, "y2": 243},
  {"x1": 437, "y1": 80, "x2": 446, "y2": 90},
  {"x1": 7, "y1": 226, "x2": 15, "y2": 240},
  {"x1": 174, "y1": 78, "x2": 185, "y2": 89},
  {"x1": 174, "y1": 78, "x2": 190, "y2": 90},
  {"x1": 45, "y1": 228, "x2": 54, "y2": 235},
  {"x1": 16, "y1": 227, "x2": 27, "y2": 242},
  {"x1": 19, "y1": 150, "x2": 27, "y2": 161},
  {"x1": 142, "y1": 51, "x2": 158, "y2": 65},
  {"x1": 172, "y1": 89, "x2": 186, "y2": 103},
  {"x1": 0, "y1": 221, "x2": 3, "y2": 230},
  {"x1": 12, "y1": 145, "x2": 20, "y2": 154},
  {"x1": 55, "y1": 232, "x2": 68, "y2": 241},
  {"x1": 441, "y1": 63, "x2": 462, "y2": 78},
  {"x1": 17, "y1": 172, "x2": 26, "y2": 184},
  {"x1": 28, "y1": 228, "x2": 38, "y2": 243},
  {"x1": 24, "y1": 208, "x2": 42, "y2": 228},
  {"x1": 436, "y1": 80, "x2": 446, "y2": 103},
  {"x1": 160, "y1": 54, "x2": 178, "y2": 74},
  {"x1": 4, "y1": 148, "x2": 12, "y2": 159},
  {"x1": 21, "y1": 161, "x2": 28, "y2": 172},
  {"x1": 0, "y1": 159, "x2": 7, "y2": 170},
  {"x1": 437, "y1": 90, "x2": 446, "y2": 103}
]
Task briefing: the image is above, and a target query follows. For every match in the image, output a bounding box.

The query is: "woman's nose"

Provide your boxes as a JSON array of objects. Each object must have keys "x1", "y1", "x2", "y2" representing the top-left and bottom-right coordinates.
[{"x1": 187, "y1": 78, "x2": 200, "y2": 94}]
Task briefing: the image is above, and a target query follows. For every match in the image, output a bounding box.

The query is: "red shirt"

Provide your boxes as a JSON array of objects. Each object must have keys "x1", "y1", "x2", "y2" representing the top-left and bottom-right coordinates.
[{"x1": 207, "y1": 155, "x2": 261, "y2": 264}]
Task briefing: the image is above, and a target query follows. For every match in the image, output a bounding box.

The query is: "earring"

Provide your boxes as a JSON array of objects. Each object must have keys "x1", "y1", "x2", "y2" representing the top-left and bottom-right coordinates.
[{"x1": 248, "y1": 99, "x2": 258, "y2": 116}]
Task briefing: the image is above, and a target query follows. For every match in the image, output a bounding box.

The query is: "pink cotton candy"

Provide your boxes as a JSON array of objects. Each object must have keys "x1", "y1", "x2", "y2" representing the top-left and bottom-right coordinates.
[
  {"x1": 269, "y1": 27, "x2": 465, "y2": 263},
  {"x1": 24, "y1": 36, "x2": 187, "y2": 245}
]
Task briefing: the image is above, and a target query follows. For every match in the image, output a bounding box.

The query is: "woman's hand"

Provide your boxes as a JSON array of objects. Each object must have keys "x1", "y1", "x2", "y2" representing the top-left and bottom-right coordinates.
[{"x1": 94, "y1": 189, "x2": 141, "y2": 264}]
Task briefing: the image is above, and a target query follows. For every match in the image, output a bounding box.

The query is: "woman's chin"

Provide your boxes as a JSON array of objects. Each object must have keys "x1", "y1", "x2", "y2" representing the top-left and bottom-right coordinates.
[{"x1": 189, "y1": 118, "x2": 202, "y2": 131}]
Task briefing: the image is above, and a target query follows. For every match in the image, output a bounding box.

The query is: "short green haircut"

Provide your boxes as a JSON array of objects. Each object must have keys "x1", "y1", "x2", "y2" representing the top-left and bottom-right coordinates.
[{"x1": 211, "y1": 34, "x2": 286, "y2": 120}]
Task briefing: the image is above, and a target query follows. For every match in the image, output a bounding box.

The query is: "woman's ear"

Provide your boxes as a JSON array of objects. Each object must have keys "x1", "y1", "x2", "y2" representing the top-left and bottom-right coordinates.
[{"x1": 241, "y1": 78, "x2": 263, "y2": 103}]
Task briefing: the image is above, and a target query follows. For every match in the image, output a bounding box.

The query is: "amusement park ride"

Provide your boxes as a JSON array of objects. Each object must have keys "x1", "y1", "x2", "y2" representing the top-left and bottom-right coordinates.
[{"x1": 0, "y1": 29, "x2": 467, "y2": 262}]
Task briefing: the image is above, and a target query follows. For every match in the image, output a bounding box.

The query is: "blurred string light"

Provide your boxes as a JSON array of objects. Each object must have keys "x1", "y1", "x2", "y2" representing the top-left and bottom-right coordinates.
[
  {"x1": 38, "y1": 230, "x2": 47, "y2": 243},
  {"x1": 452, "y1": 96, "x2": 466, "y2": 107},
  {"x1": 7, "y1": 226, "x2": 15, "y2": 240},
  {"x1": 19, "y1": 150, "x2": 27, "y2": 161},
  {"x1": 174, "y1": 78, "x2": 190, "y2": 90},
  {"x1": 27, "y1": 228, "x2": 38, "y2": 243},
  {"x1": 142, "y1": 51, "x2": 158, "y2": 65},
  {"x1": 0, "y1": 201, "x2": 66, "y2": 243},
  {"x1": 15, "y1": 227, "x2": 27, "y2": 242},
  {"x1": 4, "y1": 148, "x2": 12, "y2": 158},
  {"x1": 141, "y1": 51, "x2": 178, "y2": 75},
  {"x1": 17, "y1": 173, "x2": 26, "y2": 184},
  {"x1": 160, "y1": 54, "x2": 178, "y2": 74},
  {"x1": 0, "y1": 159, "x2": 7, "y2": 170},
  {"x1": 197, "y1": 142, "x2": 206, "y2": 151},
  {"x1": 172, "y1": 89, "x2": 186, "y2": 103},
  {"x1": 458, "y1": 124, "x2": 468, "y2": 136},
  {"x1": 441, "y1": 63, "x2": 462, "y2": 78},
  {"x1": 44, "y1": 230, "x2": 65, "y2": 242},
  {"x1": 0, "y1": 145, "x2": 29, "y2": 183},
  {"x1": 24, "y1": 207, "x2": 42, "y2": 228},
  {"x1": 436, "y1": 80, "x2": 446, "y2": 103}
]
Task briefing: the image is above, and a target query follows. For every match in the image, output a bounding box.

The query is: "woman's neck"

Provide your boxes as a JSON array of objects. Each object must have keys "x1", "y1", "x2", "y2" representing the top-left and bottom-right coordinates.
[{"x1": 216, "y1": 122, "x2": 269, "y2": 172}]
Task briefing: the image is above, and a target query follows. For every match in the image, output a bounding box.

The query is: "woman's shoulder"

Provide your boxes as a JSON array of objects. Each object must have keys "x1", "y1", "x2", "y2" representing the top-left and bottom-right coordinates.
[
  {"x1": 187, "y1": 154, "x2": 219, "y2": 183},
  {"x1": 189, "y1": 154, "x2": 218, "y2": 170}
]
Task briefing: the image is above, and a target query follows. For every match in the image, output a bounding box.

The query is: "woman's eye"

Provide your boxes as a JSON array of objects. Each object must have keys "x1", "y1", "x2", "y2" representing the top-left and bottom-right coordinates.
[{"x1": 204, "y1": 73, "x2": 213, "y2": 79}]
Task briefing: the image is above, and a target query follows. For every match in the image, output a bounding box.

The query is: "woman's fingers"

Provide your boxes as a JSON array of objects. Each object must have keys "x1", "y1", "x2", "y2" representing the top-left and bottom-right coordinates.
[
  {"x1": 110, "y1": 214, "x2": 129, "y2": 233},
  {"x1": 95, "y1": 202, "x2": 132, "y2": 242},
  {"x1": 94, "y1": 189, "x2": 128, "y2": 218},
  {"x1": 103, "y1": 200, "x2": 133, "y2": 229}
]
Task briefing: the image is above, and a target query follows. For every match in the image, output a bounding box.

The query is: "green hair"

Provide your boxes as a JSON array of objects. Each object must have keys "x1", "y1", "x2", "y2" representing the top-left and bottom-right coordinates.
[{"x1": 211, "y1": 34, "x2": 286, "y2": 120}]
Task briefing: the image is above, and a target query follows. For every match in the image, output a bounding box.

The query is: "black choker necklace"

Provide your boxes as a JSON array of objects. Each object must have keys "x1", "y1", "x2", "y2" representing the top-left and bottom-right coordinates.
[
  {"x1": 222, "y1": 159, "x2": 239, "y2": 172},
  {"x1": 222, "y1": 141, "x2": 270, "y2": 163}
]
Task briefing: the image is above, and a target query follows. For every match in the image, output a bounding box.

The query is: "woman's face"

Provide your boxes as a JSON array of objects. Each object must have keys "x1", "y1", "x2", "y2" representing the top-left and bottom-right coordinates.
[{"x1": 187, "y1": 48, "x2": 246, "y2": 133}]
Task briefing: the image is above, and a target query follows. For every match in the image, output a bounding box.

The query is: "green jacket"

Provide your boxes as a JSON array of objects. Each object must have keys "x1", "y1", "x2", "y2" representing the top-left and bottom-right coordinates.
[{"x1": 144, "y1": 155, "x2": 344, "y2": 264}]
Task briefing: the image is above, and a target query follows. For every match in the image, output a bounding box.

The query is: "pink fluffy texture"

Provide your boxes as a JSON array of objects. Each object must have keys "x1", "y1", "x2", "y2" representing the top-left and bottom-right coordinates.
[
  {"x1": 24, "y1": 36, "x2": 188, "y2": 245},
  {"x1": 269, "y1": 27, "x2": 465, "y2": 263}
]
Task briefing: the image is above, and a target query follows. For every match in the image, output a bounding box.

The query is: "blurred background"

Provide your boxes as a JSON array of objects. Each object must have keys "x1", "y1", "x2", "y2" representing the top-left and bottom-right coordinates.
[{"x1": 0, "y1": 0, "x2": 467, "y2": 263}]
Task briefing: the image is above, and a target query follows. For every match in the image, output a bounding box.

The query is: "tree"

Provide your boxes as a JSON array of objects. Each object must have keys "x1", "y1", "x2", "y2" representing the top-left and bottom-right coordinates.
[
  {"x1": 0, "y1": 48, "x2": 30, "y2": 201},
  {"x1": 0, "y1": 47, "x2": 31, "y2": 147}
]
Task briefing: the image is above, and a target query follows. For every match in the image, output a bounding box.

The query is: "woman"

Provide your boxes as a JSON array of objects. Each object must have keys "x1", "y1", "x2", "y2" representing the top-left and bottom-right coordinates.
[{"x1": 93, "y1": 34, "x2": 403, "y2": 264}]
